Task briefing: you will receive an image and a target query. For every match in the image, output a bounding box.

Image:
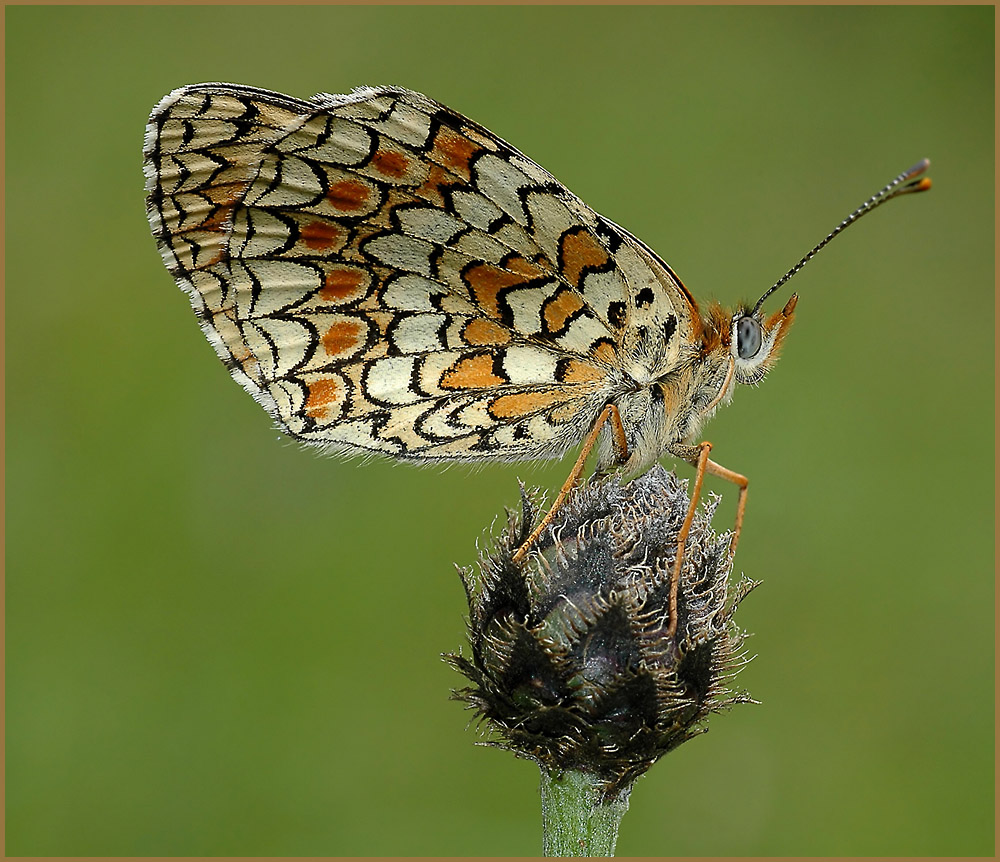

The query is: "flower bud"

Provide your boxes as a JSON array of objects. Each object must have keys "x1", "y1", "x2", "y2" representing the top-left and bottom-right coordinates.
[{"x1": 448, "y1": 466, "x2": 757, "y2": 797}]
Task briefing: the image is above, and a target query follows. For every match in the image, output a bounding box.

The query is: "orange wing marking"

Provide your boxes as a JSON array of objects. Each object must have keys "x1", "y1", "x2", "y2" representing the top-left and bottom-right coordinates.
[
  {"x1": 441, "y1": 353, "x2": 506, "y2": 389},
  {"x1": 462, "y1": 319, "x2": 512, "y2": 346},
  {"x1": 304, "y1": 377, "x2": 344, "y2": 420},
  {"x1": 326, "y1": 180, "x2": 370, "y2": 212},
  {"x1": 489, "y1": 390, "x2": 566, "y2": 419},
  {"x1": 322, "y1": 319, "x2": 365, "y2": 356},
  {"x1": 559, "y1": 229, "x2": 610, "y2": 287},
  {"x1": 371, "y1": 149, "x2": 409, "y2": 178},
  {"x1": 301, "y1": 220, "x2": 342, "y2": 251},
  {"x1": 320, "y1": 269, "x2": 366, "y2": 302}
]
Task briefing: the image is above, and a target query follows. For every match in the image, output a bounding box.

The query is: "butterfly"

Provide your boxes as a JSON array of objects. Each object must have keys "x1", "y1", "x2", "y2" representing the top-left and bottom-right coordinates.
[{"x1": 145, "y1": 83, "x2": 929, "y2": 632}]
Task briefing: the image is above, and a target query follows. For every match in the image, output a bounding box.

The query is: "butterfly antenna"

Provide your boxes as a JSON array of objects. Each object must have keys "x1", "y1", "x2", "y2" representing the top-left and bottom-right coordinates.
[{"x1": 752, "y1": 159, "x2": 931, "y2": 314}]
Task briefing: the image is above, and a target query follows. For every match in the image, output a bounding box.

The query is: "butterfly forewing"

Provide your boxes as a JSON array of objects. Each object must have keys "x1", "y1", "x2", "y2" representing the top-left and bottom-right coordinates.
[{"x1": 145, "y1": 84, "x2": 697, "y2": 463}]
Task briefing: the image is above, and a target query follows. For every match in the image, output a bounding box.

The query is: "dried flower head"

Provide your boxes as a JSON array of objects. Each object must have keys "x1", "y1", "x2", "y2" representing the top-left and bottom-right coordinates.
[{"x1": 448, "y1": 465, "x2": 758, "y2": 797}]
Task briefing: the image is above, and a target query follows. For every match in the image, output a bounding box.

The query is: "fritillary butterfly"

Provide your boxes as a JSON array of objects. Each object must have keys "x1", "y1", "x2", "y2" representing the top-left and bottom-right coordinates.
[{"x1": 144, "y1": 84, "x2": 929, "y2": 587}]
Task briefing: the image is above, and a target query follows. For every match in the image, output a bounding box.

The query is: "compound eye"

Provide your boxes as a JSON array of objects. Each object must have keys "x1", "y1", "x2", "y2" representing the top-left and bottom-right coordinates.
[{"x1": 736, "y1": 316, "x2": 762, "y2": 360}]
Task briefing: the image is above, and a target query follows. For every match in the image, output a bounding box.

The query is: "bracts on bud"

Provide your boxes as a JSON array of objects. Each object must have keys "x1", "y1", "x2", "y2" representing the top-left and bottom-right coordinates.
[{"x1": 446, "y1": 466, "x2": 759, "y2": 855}]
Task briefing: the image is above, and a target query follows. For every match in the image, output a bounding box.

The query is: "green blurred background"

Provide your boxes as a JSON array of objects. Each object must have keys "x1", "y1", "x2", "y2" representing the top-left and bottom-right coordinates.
[{"x1": 7, "y1": 6, "x2": 993, "y2": 856}]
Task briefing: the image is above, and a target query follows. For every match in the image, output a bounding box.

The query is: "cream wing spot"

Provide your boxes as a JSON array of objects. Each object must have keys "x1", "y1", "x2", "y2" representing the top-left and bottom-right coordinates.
[
  {"x1": 554, "y1": 314, "x2": 618, "y2": 359},
  {"x1": 180, "y1": 227, "x2": 227, "y2": 270},
  {"x1": 367, "y1": 99, "x2": 433, "y2": 149},
  {"x1": 321, "y1": 91, "x2": 398, "y2": 122},
  {"x1": 382, "y1": 274, "x2": 448, "y2": 312},
  {"x1": 188, "y1": 269, "x2": 225, "y2": 315},
  {"x1": 395, "y1": 207, "x2": 465, "y2": 245},
  {"x1": 269, "y1": 378, "x2": 307, "y2": 429},
  {"x1": 296, "y1": 416, "x2": 400, "y2": 455},
  {"x1": 524, "y1": 191, "x2": 578, "y2": 265},
  {"x1": 484, "y1": 220, "x2": 537, "y2": 261},
  {"x1": 471, "y1": 154, "x2": 533, "y2": 226},
  {"x1": 168, "y1": 151, "x2": 233, "y2": 196},
  {"x1": 245, "y1": 317, "x2": 312, "y2": 378},
  {"x1": 173, "y1": 117, "x2": 243, "y2": 152},
  {"x1": 451, "y1": 232, "x2": 510, "y2": 266},
  {"x1": 247, "y1": 276, "x2": 323, "y2": 318},
  {"x1": 267, "y1": 113, "x2": 326, "y2": 152},
  {"x1": 230, "y1": 208, "x2": 292, "y2": 259},
  {"x1": 511, "y1": 283, "x2": 562, "y2": 337},
  {"x1": 578, "y1": 268, "x2": 630, "y2": 324},
  {"x1": 248, "y1": 98, "x2": 305, "y2": 132},
  {"x1": 454, "y1": 398, "x2": 497, "y2": 431},
  {"x1": 451, "y1": 189, "x2": 504, "y2": 230},
  {"x1": 247, "y1": 154, "x2": 325, "y2": 208},
  {"x1": 387, "y1": 313, "x2": 448, "y2": 354},
  {"x1": 282, "y1": 117, "x2": 375, "y2": 165},
  {"x1": 238, "y1": 260, "x2": 324, "y2": 317},
  {"x1": 412, "y1": 399, "x2": 477, "y2": 441},
  {"x1": 376, "y1": 402, "x2": 437, "y2": 450},
  {"x1": 363, "y1": 356, "x2": 421, "y2": 405},
  {"x1": 489, "y1": 416, "x2": 561, "y2": 453},
  {"x1": 364, "y1": 233, "x2": 435, "y2": 276},
  {"x1": 499, "y1": 346, "x2": 561, "y2": 385}
]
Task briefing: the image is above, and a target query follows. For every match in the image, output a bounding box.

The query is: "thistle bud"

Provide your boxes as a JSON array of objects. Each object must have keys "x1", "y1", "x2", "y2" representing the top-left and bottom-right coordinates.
[{"x1": 448, "y1": 466, "x2": 757, "y2": 800}]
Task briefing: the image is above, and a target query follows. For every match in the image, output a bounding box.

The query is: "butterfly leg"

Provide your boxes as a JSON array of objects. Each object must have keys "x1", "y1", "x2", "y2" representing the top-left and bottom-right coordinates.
[
  {"x1": 703, "y1": 458, "x2": 749, "y2": 555},
  {"x1": 512, "y1": 403, "x2": 628, "y2": 564},
  {"x1": 664, "y1": 442, "x2": 749, "y2": 639}
]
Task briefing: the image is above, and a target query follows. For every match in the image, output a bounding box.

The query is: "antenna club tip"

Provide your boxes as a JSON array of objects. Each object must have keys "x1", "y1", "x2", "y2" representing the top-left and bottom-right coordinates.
[{"x1": 756, "y1": 160, "x2": 931, "y2": 314}]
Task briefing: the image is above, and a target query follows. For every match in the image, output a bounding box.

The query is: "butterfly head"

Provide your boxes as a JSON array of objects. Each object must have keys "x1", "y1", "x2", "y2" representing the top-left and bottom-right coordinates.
[{"x1": 730, "y1": 293, "x2": 798, "y2": 385}]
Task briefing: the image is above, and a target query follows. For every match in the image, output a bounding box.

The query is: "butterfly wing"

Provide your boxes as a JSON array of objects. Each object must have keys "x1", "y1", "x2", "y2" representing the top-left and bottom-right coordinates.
[{"x1": 145, "y1": 84, "x2": 697, "y2": 462}]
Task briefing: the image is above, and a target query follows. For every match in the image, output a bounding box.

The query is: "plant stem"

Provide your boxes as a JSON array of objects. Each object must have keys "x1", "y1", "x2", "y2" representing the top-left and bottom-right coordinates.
[{"x1": 539, "y1": 768, "x2": 630, "y2": 857}]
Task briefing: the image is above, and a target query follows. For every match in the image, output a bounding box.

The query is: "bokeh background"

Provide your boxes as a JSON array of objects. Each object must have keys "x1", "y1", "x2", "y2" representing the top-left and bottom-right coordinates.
[{"x1": 6, "y1": 5, "x2": 993, "y2": 856}]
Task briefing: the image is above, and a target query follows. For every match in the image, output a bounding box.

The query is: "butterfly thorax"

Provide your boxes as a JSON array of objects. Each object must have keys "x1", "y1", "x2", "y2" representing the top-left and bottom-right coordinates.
[{"x1": 609, "y1": 298, "x2": 794, "y2": 476}]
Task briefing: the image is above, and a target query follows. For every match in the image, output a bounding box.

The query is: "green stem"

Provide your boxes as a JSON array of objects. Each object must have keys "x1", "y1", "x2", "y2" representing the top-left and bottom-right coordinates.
[{"x1": 539, "y1": 768, "x2": 631, "y2": 857}]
